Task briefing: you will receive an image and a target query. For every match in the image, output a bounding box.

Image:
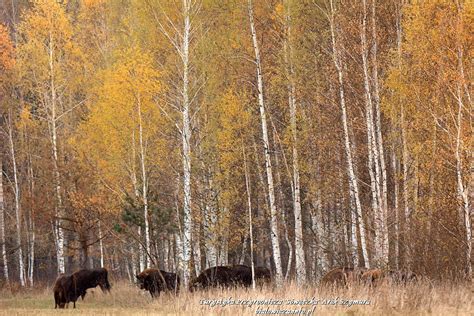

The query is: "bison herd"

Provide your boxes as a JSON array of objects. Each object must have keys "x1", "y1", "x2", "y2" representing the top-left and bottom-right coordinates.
[
  {"x1": 53, "y1": 264, "x2": 270, "y2": 308},
  {"x1": 53, "y1": 265, "x2": 417, "y2": 308}
]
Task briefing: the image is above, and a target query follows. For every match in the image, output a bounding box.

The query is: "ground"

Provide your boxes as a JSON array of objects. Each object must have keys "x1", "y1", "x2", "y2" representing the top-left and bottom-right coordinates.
[{"x1": 0, "y1": 280, "x2": 472, "y2": 315}]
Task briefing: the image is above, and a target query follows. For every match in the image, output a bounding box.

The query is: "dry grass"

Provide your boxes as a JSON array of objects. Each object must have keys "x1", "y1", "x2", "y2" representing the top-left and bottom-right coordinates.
[{"x1": 0, "y1": 280, "x2": 472, "y2": 315}]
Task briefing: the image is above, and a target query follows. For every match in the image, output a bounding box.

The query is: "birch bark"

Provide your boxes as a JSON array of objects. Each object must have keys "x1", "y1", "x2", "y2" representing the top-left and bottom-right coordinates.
[
  {"x1": 0, "y1": 158, "x2": 8, "y2": 284},
  {"x1": 284, "y1": 0, "x2": 306, "y2": 284},
  {"x1": 48, "y1": 31, "x2": 65, "y2": 274},
  {"x1": 328, "y1": 0, "x2": 369, "y2": 268},
  {"x1": 181, "y1": 0, "x2": 193, "y2": 288},
  {"x1": 136, "y1": 95, "x2": 151, "y2": 268},
  {"x1": 248, "y1": 0, "x2": 283, "y2": 284},
  {"x1": 370, "y1": 0, "x2": 389, "y2": 264},
  {"x1": 7, "y1": 112, "x2": 25, "y2": 286},
  {"x1": 243, "y1": 145, "x2": 256, "y2": 289}
]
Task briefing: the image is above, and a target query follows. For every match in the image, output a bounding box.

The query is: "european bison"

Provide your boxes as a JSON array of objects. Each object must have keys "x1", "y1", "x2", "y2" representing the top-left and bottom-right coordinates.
[
  {"x1": 54, "y1": 274, "x2": 81, "y2": 309},
  {"x1": 321, "y1": 267, "x2": 367, "y2": 287},
  {"x1": 361, "y1": 268, "x2": 417, "y2": 285},
  {"x1": 189, "y1": 264, "x2": 271, "y2": 291},
  {"x1": 53, "y1": 268, "x2": 111, "y2": 309},
  {"x1": 136, "y1": 268, "x2": 180, "y2": 298}
]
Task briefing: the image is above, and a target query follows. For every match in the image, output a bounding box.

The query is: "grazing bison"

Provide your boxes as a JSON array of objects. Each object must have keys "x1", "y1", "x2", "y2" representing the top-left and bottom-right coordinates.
[
  {"x1": 321, "y1": 267, "x2": 367, "y2": 287},
  {"x1": 136, "y1": 268, "x2": 180, "y2": 298},
  {"x1": 189, "y1": 265, "x2": 271, "y2": 291},
  {"x1": 362, "y1": 268, "x2": 417, "y2": 285},
  {"x1": 235, "y1": 265, "x2": 271, "y2": 286},
  {"x1": 53, "y1": 268, "x2": 111, "y2": 309},
  {"x1": 361, "y1": 269, "x2": 385, "y2": 285},
  {"x1": 389, "y1": 270, "x2": 418, "y2": 283},
  {"x1": 253, "y1": 266, "x2": 272, "y2": 285}
]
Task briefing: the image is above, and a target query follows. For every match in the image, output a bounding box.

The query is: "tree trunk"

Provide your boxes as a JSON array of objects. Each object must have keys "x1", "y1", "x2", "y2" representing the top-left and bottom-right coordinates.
[
  {"x1": 371, "y1": 0, "x2": 389, "y2": 265},
  {"x1": 284, "y1": 0, "x2": 306, "y2": 284},
  {"x1": 455, "y1": 84, "x2": 471, "y2": 279},
  {"x1": 7, "y1": 111, "x2": 25, "y2": 286},
  {"x1": 0, "y1": 158, "x2": 9, "y2": 284},
  {"x1": 248, "y1": 0, "x2": 283, "y2": 285},
  {"x1": 48, "y1": 31, "x2": 65, "y2": 274},
  {"x1": 26, "y1": 149, "x2": 35, "y2": 286},
  {"x1": 328, "y1": 0, "x2": 369, "y2": 268},
  {"x1": 98, "y1": 220, "x2": 104, "y2": 268},
  {"x1": 138, "y1": 227, "x2": 145, "y2": 272},
  {"x1": 181, "y1": 0, "x2": 193, "y2": 289},
  {"x1": 361, "y1": 0, "x2": 381, "y2": 267},
  {"x1": 454, "y1": 0, "x2": 472, "y2": 280},
  {"x1": 243, "y1": 145, "x2": 255, "y2": 288},
  {"x1": 136, "y1": 95, "x2": 151, "y2": 268}
]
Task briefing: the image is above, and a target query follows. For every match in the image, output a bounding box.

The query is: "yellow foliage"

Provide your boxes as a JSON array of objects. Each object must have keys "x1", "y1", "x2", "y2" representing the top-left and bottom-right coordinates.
[{"x1": 74, "y1": 46, "x2": 165, "y2": 194}]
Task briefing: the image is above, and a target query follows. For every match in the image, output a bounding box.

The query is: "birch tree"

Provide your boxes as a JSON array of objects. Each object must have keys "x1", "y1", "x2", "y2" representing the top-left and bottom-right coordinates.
[
  {"x1": 17, "y1": 0, "x2": 84, "y2": 273},
  {"x1": 0, "y1": 22, "x2": 13, "y2": 285},
  {"x1": 324, "y1": 0, "x2": 370, "y2": 268},
  {"x1": 360, "y1": 0, "x2": 387, "y2": 267},
  {"x1": 283, "y1": 0, "x2": 306, "y2": 284},
  {"x1": 0, "y1": 158, "x2": 8, "y2": 285},
  {"x1": 248, "y1": 0, "x2": 283, "y2": 285},
  {"x1": 146, "y1": 0, "x2": 202, "y2": 287},
  {"x1": 370, "y1": 1, "x2": 389, "y2": 265},
  {"x1": 7, "y1": 111, "x2": 25, "y2": 286}
]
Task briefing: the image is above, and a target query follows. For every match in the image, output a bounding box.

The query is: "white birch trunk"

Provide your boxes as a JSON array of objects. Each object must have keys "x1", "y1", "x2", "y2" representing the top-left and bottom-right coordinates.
[
  {"x1": 7, "y1": 113, "x2": 25, "y2": 286},
  {"x1": 243, "y1": 144, "x2": 256, "y2": 289},
  {"x1": 180, "y1": 0, "x2": 193, "y2": 288},
  {"x1": 98, "y1": 220, "x2": 104, "y2": 268},
  {"x1": 136, "y1": 96, "x2": 151, "y2": 268},
  {"x1": 455, "y1": 85, "x2": 471, "y2": 279},
  {"x1": 248, "y1": 0, "x2": 283, "y2": 285},
  {"x1": 48, "y1": 31, "x2": 65, "y2": 274},
  {"x1": 163, "y1": 238, "x2": 169, "y2": 271},
  {"x1": 0, "y1": 159, "x2": 9, "y2": 284},
  {"x1": 361, "y1": 0, "x2": 385, "y2": 267},
  {"x1": 370, "y1": 0, "x2": 389, "y2": 264},
  {"x1": 455, "y1": 1, "x2": 472, "y2": 279},
  {"x1": 284, "y1": 0, "x2": 306, "y2": 284},
  {"x1": 328, "y1": 0, "x2": 369, "y2": 268},
  {"x1": 138, "y1": 227, "x2": 145, "y2": 272}
]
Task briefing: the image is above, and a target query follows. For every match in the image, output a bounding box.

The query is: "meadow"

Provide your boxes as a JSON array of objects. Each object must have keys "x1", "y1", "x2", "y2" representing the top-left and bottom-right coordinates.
[{"x1": 0, "y1": 280, "x2": 472, "y2": 316}]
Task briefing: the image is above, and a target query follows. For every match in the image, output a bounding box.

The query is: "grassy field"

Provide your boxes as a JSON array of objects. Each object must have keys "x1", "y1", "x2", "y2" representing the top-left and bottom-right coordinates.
[{"x1": 0, "y1": 280, "x2": 472, "y2": 315}]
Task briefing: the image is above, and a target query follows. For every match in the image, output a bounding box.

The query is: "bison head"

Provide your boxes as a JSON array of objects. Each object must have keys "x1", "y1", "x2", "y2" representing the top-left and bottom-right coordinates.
[
  {"x1": 135, "y1": 273, "x2": 147, "y2": 290},
  {"x1": 95, "y1": 268, "x2": 111, "y2": 292}
]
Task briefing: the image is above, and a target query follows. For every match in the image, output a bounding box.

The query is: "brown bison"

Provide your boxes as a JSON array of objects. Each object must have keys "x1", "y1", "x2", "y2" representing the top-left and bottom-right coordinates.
[
  {"x1": 54, "y1": 274, "x2": 83, "y2": 309},
  {"x1": 189, "y1": 265, "x2": 271, "y2": 291},
  {"x1": 321, "y1": 267, "x2": 367, "y2": 287},
  {"x1": 53, "y1": 268, "x2": 111, "y2": 309},
  {"x1": 361, "y1": 268, "x2": 417, "y2": 285},
  {"x1": 136, "y1": 268, "x2": 180, "y2": 298}
]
